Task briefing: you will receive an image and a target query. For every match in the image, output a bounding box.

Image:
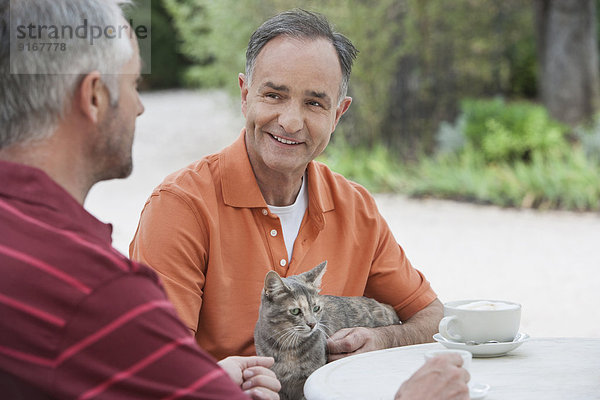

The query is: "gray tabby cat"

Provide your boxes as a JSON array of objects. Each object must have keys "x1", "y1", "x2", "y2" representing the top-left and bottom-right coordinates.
[{"x1": 254, "y1": 261, "x2": 400, "y2": 400}]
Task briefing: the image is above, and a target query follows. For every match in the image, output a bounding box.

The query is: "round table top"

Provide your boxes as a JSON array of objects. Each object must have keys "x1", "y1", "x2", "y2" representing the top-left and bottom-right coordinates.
[{"x1": 304, "y1": 337, "x2": 600, "y2": 400}]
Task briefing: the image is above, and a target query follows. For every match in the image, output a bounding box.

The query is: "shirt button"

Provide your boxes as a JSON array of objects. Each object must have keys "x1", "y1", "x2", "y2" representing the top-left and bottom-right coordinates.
[
  {"x1": 270, "y1": 229, "x2": 277, "y2": 237},
  {"x1": 262, "y1": 209, "x2": 268, "y2": 216},
  {"x1": 280, "y1": 259, "x2": 287, "y2": 267}
]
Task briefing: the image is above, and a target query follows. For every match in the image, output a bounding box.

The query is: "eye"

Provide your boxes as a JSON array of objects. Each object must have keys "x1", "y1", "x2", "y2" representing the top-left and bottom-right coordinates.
[
  {"x1": 266, "y1": 93, "x2": 281, "y2": 99},
  {"x1": 307, "y1": 100, "x2": 322, "y2": 107},
  {"x1": 313, "y1": 305, "x2": 320, "y2": 312},
  {"x1": 290, "y1": 308, "x2": 301, "y2": 316}
]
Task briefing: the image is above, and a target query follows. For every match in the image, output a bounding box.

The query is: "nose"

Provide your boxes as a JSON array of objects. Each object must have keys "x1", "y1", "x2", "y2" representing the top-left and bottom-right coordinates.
[
  {"x1": 278, "y1": 101, "x2": 303, "y2": 134},
  {"x1": 307, "y1": 321, "x2": 316, "y2": 329}
]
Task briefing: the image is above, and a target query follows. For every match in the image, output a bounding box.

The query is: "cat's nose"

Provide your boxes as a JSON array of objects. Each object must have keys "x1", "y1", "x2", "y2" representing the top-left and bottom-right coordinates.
[{"x1": 307, "y1": 321, "x2": 316, "y2": 329}]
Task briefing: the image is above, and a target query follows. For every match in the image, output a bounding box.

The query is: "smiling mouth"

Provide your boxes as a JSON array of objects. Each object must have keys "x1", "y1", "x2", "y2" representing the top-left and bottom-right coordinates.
[{"x1": 270, "y1": 133, "x2": 300, "y2": 145}]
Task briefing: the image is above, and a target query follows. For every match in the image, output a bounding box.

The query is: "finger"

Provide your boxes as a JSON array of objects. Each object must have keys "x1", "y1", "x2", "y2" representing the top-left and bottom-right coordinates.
[
  {"x1": 245, "y1": 387, "x2": 280, "y2": 400},
  {"x1": 242, "y1": 374, "x2": 282, "y2": 393},
  {"x1": 331, "y1": 331, "x2": 369, "y2": 354},
  {"x1": 235, "y1": 356, "x2": 276, "y2": 369},
  {"x1": 431, "y1": 353, "x2": 464, "y2": 367},
  {"x1": 328, "y1": 328, "x2": 353, "y2": 341},
  {"x1": 461, "y1": 368, "x2": 471, "y2": 384},
  {"x1": 244, "y1": 366, "x2": 278, "y2": 380},
  {"x1": 248, "y1": 356, "x2": 275, "y2": 368},
  {"x1": 327, "y1": 333, "x2": 359, "y2": 354}
]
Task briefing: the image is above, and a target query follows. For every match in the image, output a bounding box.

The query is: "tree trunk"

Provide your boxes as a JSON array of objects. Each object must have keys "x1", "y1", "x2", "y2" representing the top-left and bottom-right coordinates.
[{"x1": 535, "y1": 0, "x2": 600, "y2": 126}]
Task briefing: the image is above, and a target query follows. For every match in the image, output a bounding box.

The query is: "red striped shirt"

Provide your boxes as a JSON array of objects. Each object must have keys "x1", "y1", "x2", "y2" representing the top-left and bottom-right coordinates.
[{"x1": 0, "y1": 160, "x2": 248, "y2": 399}]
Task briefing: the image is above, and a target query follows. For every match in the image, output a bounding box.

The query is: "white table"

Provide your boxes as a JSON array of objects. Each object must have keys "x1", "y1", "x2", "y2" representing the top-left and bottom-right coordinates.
[{"x1": 304, "y1": 338, "x2": 600, "y2": 400}]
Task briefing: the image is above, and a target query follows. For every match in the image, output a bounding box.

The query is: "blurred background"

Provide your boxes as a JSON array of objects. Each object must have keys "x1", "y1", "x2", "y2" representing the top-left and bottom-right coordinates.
[{"x1": 87, "y1": 0, "x2": 599, "y2": 338}]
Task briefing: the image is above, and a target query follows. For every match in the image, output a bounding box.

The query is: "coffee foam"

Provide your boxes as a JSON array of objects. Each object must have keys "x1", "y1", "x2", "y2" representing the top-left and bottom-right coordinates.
[{"x1": 456, "y1": 300, "x2": 519, "y2": 311}]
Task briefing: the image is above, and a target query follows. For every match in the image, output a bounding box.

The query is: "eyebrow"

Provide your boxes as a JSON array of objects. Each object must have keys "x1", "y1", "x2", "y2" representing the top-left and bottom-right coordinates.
[
  {"x1": 261, "y1": 81, "x2": 289, "y2": 92},
  {"x1": 307, "y1": 90, "x2": 332, "y2": 108},
  {"x1": 261, "y1": 82, "x2": 333, "y2": 108}
]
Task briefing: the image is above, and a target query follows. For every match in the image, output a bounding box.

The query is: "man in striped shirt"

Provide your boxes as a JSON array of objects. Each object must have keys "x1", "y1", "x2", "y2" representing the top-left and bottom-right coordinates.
[{"x1": 0, "y1": 0, "x2": 280, "y2": 398}]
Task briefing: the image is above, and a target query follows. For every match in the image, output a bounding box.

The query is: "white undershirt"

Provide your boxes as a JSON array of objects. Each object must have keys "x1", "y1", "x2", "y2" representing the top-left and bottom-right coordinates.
[{"x1": 267, "y1": 174, "x2": 308, "y2": 261}]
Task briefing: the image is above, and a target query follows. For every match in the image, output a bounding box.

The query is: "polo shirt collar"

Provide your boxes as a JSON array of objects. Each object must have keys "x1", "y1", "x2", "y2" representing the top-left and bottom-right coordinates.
[
  {"x1": 307, "y1": 161, "x2": 334, "y2": 213},
  {"x1": 221, "y1": 130, "x2": 267, "y2": 208},
  {"x1": 0, "y1": 159, "x2": 113, "y2": 245},
  {"x1": 220, "y1": 130, "x2": 334, "y2": 214}
]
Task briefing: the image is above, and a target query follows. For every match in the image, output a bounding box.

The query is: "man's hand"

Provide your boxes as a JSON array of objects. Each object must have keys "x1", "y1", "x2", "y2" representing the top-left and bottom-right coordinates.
[
  {"x1": 327, "y1": 299, "x2": 443, "y2": 362},
  {"x1": 327, "y1": 327, "x2": 389, "y2": 361},
  {"x1": 394, "y1": 354, "x2": 470, "y2": 400},
  {"x1": 218, "y1": 356, "x2": 281, "y2": 400}
]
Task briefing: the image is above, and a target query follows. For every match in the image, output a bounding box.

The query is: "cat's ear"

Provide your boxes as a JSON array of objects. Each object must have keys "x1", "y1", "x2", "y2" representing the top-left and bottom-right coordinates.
[
  {"x1": 264, "y1": 270, "x2": 289, "y2": 298},
  {"x1": 301, "y1": 261, "x2": 327, "y2": 290}
]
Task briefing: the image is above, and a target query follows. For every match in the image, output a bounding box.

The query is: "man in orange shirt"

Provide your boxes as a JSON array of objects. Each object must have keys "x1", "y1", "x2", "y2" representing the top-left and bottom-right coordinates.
[{"x1": 130, "y1": 9, "x2": 443, "y2": 362}]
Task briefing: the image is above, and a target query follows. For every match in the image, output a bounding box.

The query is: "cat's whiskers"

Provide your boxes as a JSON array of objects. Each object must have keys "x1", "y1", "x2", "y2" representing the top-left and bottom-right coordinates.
[
  {"x1": 273, "y1": 326, "x2": 298, "y2": 348},
  {"x1": 317, "y1": 322, "x2": 334, "y2": 338},
  {"x1": 281, "y1": 329, "x2": 300, "y2": 352}
]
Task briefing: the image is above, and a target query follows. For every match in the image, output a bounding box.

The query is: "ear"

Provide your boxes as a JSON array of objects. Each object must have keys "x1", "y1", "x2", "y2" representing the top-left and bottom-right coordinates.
[
  {"x1": 301, "y1": 261, "x2": 327, "y2": 290},
  {"x1": 263, "y1": 270, "x2": 288, "y2": 298},
  {"x1": 332, "y1": 97, "x2": 352, "y2": 130},
  {"x1": 239, "y1": 73, "x2": 249, "y2": 118},
  {"x1": 75, "y1": 71, "x2": 110, "y2": 124}
]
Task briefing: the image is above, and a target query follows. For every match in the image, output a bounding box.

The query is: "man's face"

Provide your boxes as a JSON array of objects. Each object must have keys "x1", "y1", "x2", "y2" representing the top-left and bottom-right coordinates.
[
  {"x1": 240, "y1": 36, "x2": 351, "y2": 178},
  {"x1": 95, "y1": 37, "x2": 144, "y2": 181}
]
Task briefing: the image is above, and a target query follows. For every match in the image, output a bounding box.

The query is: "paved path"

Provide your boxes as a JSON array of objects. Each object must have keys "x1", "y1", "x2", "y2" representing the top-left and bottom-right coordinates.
[{"x1": 86, "y1": 90, "x2": 600, "y2": 339}]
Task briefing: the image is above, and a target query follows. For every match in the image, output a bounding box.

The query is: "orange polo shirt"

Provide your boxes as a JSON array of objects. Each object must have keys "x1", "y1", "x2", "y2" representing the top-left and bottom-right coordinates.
[{"x1": 130, "y1": 130, "x2": 437, "y2": 360}]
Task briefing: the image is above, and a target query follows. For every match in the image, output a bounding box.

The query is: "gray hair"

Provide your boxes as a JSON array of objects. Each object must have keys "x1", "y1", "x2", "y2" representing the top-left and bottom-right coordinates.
[
  {"x1": 0, "y1": 0, "x2": 133, "y2": 149},
  {"x1": 245, "y1": 9, "x2": 358, "y2": 105}
]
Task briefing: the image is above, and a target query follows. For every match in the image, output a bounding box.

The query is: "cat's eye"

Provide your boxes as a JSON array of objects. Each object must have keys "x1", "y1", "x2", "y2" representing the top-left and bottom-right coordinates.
[
  {"x1": 313, "y1": 305, "x2": 320, "y2": 312},
  {"x1": 290, "y1": 308, "x2": 301, "y2": 316}
]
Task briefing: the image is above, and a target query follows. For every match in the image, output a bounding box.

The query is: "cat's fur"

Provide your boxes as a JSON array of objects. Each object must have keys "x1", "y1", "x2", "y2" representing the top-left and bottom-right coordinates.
[{"x1": 254, "y1": 261, "x2": 400, "y2": 400}]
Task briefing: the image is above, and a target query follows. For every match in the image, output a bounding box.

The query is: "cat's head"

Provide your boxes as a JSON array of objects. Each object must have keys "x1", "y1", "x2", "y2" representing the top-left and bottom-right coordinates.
[{"x1": 259, "y1": 261, "x2": 328, "y2": 340}]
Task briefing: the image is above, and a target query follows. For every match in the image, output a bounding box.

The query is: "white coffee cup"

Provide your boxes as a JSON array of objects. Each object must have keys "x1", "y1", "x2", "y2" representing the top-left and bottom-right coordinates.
[
  {"x1": 424, "y1": 349, "x2": 472, "y2": 370},
  {"x1": 425, "y1": 349, "x2": 472, "y2": 389},
  {"x1": 425, "y1": 349, "x2": 491, "y2": 397},
  {"x1": 438, "y1": 299, "x2": 521, "y2": 343}
]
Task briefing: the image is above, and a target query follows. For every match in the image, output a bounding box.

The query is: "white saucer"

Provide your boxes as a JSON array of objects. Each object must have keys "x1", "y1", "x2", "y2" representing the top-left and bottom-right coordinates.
[
  {"x1": 433, "y1": 332, "x2": 529, "y2": 357},
  {"x1": 470, "y1": 382, "x2": 490, "y2": 399}
]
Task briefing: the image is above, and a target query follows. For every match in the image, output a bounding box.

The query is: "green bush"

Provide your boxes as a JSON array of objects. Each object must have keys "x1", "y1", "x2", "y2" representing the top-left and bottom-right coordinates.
[
  {"x1": 401, "y1": 99, "x2": 600, "y2": 211},
  {"x1": 318, "y1": 137, "x2": 405, "y2": 193},
  {"x1": 404, "y1": 149, "x2": 600, "y2": 211},
  {"x1": 461, "y1": 98, "x2": 568, "y2": 163},
  {"x1": 574, "y1": 114, "x2": 600, "y2": 162}
]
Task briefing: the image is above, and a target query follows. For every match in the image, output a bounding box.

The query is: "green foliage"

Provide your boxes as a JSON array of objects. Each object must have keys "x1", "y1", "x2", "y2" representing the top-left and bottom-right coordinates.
[
  {"x1": 321, "y1": 99, "x2": 600, "y2": 211},
  {"x1": 162, "y1": 0, "x2": 262, "y2": 90},
  {"x1": 574, "y1": 114, "x2": 600, "y2": 162},
  {"x1": 126, "y1": 0, "x2": 189, "y2": 89},
  {"x1": 405, "y1": 148, "x2": 600, "y2": 211},
  {"x1": 402, "y1": 99, "x2": 600, "y2": 211},
  {"x1": 318, "y1": 137, "x2": 404, "y2": 193},
  {"x1": 506, "y1": 35, "x2": 537, "y2": 98},
  {"x1": 461, "y1": 98, "x2": 568, "y2": 163},
  {"x1": 379, "y1": 0, "x2": 537, "y2": 155}
]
